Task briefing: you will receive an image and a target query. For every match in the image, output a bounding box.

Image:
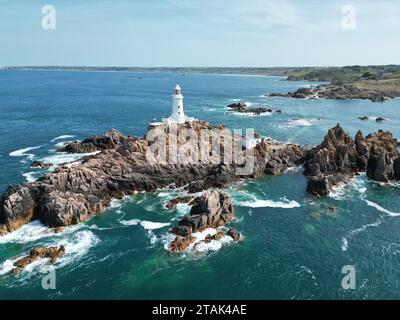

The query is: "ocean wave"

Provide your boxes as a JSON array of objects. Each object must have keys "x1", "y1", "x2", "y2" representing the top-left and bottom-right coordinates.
[
  {"x1": 236, "y1": 196, "x2": 300, "y2": 209},
  {"x1": 120, "y1": 219, "x2": 169, "y2": 230},
  {"x1": 140, "y1": 221, "x2": 170, "y2": 230},
  {"x1": 341, "y1": 217, "x2": 383, "y2": 251},
  {"x1": 329, "y1": 175, "x2": 366, "y2": 200},
  {"x1": 287, "y1": 118, "x2": 320, "y2": 127},
  {"x1": 341, "y1": 238, "x2": 349, "y2": 251},
  {"x1": 22, "y1": 171, "x2": 39, "y2": 183},
  {"x1": 364, "y1": 199, "x2": 400, "y2": 217},
  {"x1": 0, "y1": 229, "x2": 100, "y2": 277},
  {"x1": 175, "y1": 203, "x2": 192, "y2": 216},
  {"x1": 57, "y1": 230, "x2": 100, "y2": 267},
  {"x1": 0, "y1": 220, "x2": 54, "y2": 244},
  {"x1": 54, "y1": 141, "x2": 73, "y2": 148},
  {"x1": 120, "y1": 219, "x2": 169, "y2": 245},
  {"x1": 50, "y1": 135, "x2": 76, "y2": 142},
  {"x1": 38, "y1": 151, "x2": 100, "y2": 166},
  {"x1": 9, "y1": 145, "x2": 42, "y2": 160}
]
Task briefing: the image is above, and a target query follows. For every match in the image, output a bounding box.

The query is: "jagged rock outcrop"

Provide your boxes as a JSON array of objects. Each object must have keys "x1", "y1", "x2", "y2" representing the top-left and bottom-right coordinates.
[
  {"x1": 227, "y1": 102, "x2": 272, "y2": 115},
  {"x1": 168, "y1": 191, "x2": 240, "y2": 253},
  {"x1": 58, "y1": 129, "x2": 130, "y2": 153},
  {"x1": 31, "y1": 161, "x2": 52, "y2": 169},
  {"x1": 12, "y1": 245, "x2": 65, "y2": 273},
  {"x1": 171, "y1": 191, "x2": 234, "y2": 237},
  {"x1": 227, "y1": 227, "x2": 241, "y2": 241},
  {"x1": 165, "y1": 196, "x2": 195, "y2": 209},
  {"x1": 0, "y1": 121, "x2": 304, "y2": 235},
  {"x1": 304, "y1": 124, "x2": 400, "y2": 196}
]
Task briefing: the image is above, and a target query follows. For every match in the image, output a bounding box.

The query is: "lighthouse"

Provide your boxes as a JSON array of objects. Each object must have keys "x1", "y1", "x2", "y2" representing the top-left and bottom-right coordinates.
[
  {"x1": 171, "y1": 84, "x2": 186, "y2": 124},
  {"x1": 161, "y1": 84, "x2": 195, "y2": 125}
]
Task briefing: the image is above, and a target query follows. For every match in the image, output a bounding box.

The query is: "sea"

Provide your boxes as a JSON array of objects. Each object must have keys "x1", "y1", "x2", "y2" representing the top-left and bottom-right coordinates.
[{"x1": 1, "y1": 70, "x2": 400, "y2": 299}]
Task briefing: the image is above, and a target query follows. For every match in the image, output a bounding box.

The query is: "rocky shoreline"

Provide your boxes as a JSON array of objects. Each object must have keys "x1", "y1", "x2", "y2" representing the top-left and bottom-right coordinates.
[
  {"x1": 1, "y1": 120, "x2": 399, "y2": 240},
  {"x1": 269, "y1": 80, "x2": 400, "y2": 102}
]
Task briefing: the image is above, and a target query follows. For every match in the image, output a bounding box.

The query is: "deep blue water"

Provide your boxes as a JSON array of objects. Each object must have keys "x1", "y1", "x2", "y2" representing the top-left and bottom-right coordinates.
[{"x1": 1, "y1": 71, "x2": 400, "y2": 299}]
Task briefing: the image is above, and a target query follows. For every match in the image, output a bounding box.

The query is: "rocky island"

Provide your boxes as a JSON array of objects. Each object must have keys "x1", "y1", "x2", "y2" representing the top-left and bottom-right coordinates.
[
  {"x1": 304, "y1": 124, "x2": 400, "y2": 196},
  {"x1": 0, "y1": 120, "x2": 304, "y2": 236},
  {"x1": 227, "y1": 102, "x2": 274, "y2": 115},
  {"x1": 1, "y1": 119, "x2": 399, "y2": 239}
]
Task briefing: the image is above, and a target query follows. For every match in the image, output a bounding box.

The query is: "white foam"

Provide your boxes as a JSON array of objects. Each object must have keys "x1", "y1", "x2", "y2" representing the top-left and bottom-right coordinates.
[
  {"x1": 120, "y1": 219, "x2": 141, "y2": 226},
  {"x1": 236, "y1": 197, "x2": 300, "y2": 209},
  {"x1": 57, "y1": 230, "x2": 100, "y2": 267},
  {"x1": 0, "y1": 259, "x2": 15, "y2": 275},
  {"x1": 358, "y1": 187, "x2": 367, "y2": 194},
  {"x1": 51, "y1": 135, "x2": 76, "y2": 142},
  {"x1": 120, "y1": 219, "x2": 169, "y2": 230},
  {"x1": 175, "y1": 203, "x2": 192, "y2": 216},
  {"x1": 341, "y1": 217, "x2": 383, "y2": 251},
  {"x1": 22, "y1": 171, "x2": 38, "y2": 183},
  {"x1": 9, "y1": 146, "x2": 42, "y2": 159},
  {"x1": 8, "y1": 230, "x2": 98, "y2": 276},
  {"x1": 39, "y1": 151, "x2": 100, "y2": 166},
  {"x1": 54, "y1": 141, "x2": 73, "y2": 148},
  {"x1": 191, "y1": 229, "x2": 233, "y2": 253},
  {"x1": 341, "y1": 238, "x2": 349, "y2": 251},
  {"x1": 162, "y1": 227, "x2": 234, "y2": 254},
  {"x1": 287, "y1": 118, "x2": 319, "y2": 127},
  {"x1": 140, "y1": 221, "x2": 170, "y2": 230},
  {"x1": 364, "y1": 199, "x2": 400, "y2": 217},
  {"x1": 0, "y1": 220, "x2": 53, "y2": 244}
]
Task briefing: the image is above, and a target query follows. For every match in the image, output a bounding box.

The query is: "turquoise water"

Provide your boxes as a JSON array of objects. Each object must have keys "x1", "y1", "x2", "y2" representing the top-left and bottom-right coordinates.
[{"x1": 1, "y1": 71, "x2": 400, "y2": 299}]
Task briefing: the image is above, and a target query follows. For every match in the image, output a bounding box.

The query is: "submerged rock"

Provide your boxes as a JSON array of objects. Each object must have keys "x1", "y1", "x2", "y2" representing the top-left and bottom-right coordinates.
[
  {"x1": 12, "y1": 245, "x2": 65, "y2": 273},
  {"x1": 31, "y1": 160, "x2": 52, "y2": 169}
]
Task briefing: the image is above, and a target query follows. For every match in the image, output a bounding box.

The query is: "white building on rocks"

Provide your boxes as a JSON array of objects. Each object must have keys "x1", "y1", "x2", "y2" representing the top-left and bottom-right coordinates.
[{"x1": 161, "y1": 84, "x2": 195, "y2": 125}]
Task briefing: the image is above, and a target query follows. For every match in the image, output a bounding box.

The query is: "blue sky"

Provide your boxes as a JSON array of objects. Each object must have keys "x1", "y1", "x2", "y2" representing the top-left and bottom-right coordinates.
[{"x1": 0, "y1": 0, "x2": 399, "y2": 67}]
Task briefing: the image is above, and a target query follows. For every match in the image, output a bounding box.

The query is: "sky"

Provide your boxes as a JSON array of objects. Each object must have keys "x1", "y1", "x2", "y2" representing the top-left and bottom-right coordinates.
[{"x1": 0, "y1": 0, "x2": 399, "y2": 67}]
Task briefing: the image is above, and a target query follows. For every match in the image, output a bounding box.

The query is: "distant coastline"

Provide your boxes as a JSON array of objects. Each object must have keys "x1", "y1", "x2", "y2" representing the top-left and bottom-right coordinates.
[
  {"x1": 4, "y1": 65, "x2": 400, "y2": 102},
  {"x1": 0, "y1": 66, "x2": 300, "y2": 77}
]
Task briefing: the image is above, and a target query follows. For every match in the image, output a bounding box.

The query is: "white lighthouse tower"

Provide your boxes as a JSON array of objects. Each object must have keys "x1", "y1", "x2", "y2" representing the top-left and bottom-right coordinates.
[
  {"x1": 171, "y1": 84, "x2": 185, "y2": 124},
  {"x1": 162, "y1": 84, "x2": 194, "y2": 125}
]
